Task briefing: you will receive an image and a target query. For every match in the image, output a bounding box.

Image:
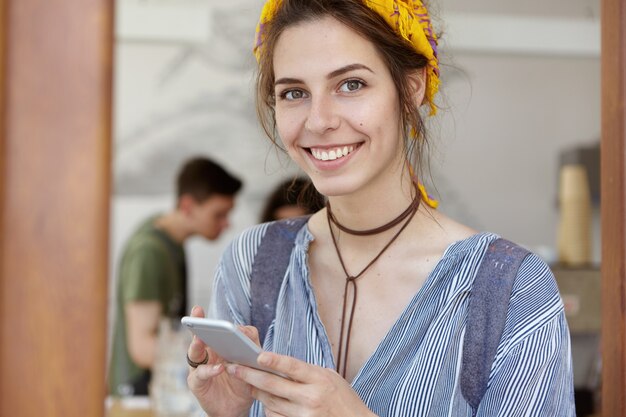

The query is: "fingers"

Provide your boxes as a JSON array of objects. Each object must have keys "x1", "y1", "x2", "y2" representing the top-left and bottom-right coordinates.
[
  {"x1": 186, "y1": 306, "x2": 224, "y2": 389},
  {"x1": 226, "y1": 354, "x2": 339, "y2": 415},
  {"x1": 257, "y1": 352, "x2": 309, "y2": 382},
  {"x1": 186, "y1": 306, "x2": 213, "y2": 367},
  {"x1": 187, "y1": 335, "x2": 209, "y2": 362},
  {"x1": 187, "y1": 362, "x2": 224, "y2": 389},
  {"x1": 227, "y1": 363, "x2": 293, "y2": 395},
  {"x1": 264, "y1": 407, "x2": 289, "y2": 417},
  {"x1": 190, "y1": 305, "x2": 205, "y2": 318},
  {"x1": 239, "y1": 325, "x2": 261, "y2": 347},
  {"x1": 254, "y1": 389, "x2": 292, "y2": 417}
]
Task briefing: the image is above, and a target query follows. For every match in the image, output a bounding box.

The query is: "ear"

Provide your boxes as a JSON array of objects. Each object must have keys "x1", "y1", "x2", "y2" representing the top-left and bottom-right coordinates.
[
  {"x1": 407, "y1": 67, "x2": 427, "y2": 109},
  {"x1": 177, "y1": 194, "x2": 195, "y2": 215}
]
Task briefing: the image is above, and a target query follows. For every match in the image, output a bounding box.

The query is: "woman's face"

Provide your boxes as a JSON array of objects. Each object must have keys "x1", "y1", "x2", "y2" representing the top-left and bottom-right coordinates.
[{"x1": 272, "y1": 16, "x2": 406, "y2": 198}]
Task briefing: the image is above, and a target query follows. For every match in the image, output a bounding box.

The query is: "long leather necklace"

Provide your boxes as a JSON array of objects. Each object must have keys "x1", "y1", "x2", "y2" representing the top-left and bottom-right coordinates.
[{"x1": 326, "y1": 186, "x2": 420, "y2": 378}]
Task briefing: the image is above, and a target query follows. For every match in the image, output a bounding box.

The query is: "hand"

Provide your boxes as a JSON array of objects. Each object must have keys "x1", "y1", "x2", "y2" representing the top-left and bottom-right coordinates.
[
  {"x1": 226, "y1": 352, "x2": 377, "y2": 417},
  {"x1": 186, "y1": 306, "x2": 258, "y2": 417}
]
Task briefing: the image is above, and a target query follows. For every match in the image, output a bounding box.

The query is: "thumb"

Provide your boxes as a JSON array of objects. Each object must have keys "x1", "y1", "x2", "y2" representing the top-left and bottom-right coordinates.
[{"x1": 239, "y1": 325, "x2": 261, "y2": 347}]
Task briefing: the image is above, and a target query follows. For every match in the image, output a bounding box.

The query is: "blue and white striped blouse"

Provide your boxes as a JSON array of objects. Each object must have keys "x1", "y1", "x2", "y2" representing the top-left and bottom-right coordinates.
[{"x1": 209, "y1": 223, "x2": 576, "y2": 416}]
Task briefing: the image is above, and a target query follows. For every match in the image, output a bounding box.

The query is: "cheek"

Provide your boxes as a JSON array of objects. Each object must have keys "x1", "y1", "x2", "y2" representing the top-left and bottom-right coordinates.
[
  {"x1": 351, "y1": 103, "x2": 391, "y2": 140},
  {"x1": 350, "y1": 93, "x2": 397, "y2": 125},
  {"x1": 202, "y1": 213, "x2": 215, "y2": 229},
  {"x1": 275, "y1": 123, "x2": 292, "y2": 149},
  {"x1": 275, "y1": 108, "x2": 303, "y2": 147},
  {"x1": 371, "y1": 100, "x2": 401, "y2": 142}
]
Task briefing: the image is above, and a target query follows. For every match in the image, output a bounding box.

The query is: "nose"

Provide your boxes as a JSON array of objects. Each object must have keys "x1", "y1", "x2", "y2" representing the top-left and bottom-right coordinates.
[{"x1": 304, "y1": 95, "x2": 340, "y2": 134}]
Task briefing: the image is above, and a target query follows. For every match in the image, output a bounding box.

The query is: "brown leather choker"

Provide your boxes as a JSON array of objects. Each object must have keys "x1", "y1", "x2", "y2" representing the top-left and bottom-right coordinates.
[
  {"x1": 326, "y1": 186, "x2": 420, "y2": 378},
  {"x1": 326, "y1": 188, "x2": 420, "y2": 236}
]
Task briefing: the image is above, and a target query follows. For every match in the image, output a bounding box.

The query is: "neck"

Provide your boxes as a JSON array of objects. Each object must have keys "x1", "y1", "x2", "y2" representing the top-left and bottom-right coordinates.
[
  {"x1": 326, "y1": 171, "x2": 416, "y2": 232},
  {"x1": 154, "y1": 212, "x2": 192, "y2": 244}
]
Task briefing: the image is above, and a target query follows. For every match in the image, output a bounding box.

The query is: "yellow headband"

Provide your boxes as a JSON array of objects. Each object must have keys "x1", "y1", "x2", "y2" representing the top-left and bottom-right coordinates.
[{"x1": 253, "y1": 0, "x2": 440, "y2": 115}]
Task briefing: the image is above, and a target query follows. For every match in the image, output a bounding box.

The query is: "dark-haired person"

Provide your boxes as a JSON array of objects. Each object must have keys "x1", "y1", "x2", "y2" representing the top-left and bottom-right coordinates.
[
  {"x1": 108, "y1": 156, "x2": 242, "y2": 396},
  {"x1": 259, "y1": 177, "x2": 325, "y2": 223},
  {"x1": 185, "y1": 1, "x2": 576, "y2": 416}
]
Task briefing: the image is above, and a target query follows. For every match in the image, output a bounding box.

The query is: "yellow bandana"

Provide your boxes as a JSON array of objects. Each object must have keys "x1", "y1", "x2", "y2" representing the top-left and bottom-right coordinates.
[
  {"x1": 253, "y1": 0, "x2": 440, "y2": 115},
  {"x1": 418, "y1": 182, "x2": 439, "y2": 209}
]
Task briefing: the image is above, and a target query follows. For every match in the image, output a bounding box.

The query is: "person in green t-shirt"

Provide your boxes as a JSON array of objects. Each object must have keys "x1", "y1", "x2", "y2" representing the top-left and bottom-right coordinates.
[{"x1": 108, "y1": 156, "x2": 242, "y2": 396}]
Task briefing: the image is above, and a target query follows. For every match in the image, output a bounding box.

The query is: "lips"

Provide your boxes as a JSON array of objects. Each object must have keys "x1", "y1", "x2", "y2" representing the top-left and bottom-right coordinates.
[{"x1": 309, "y1": 145, "x2": 356, "y2": 161}]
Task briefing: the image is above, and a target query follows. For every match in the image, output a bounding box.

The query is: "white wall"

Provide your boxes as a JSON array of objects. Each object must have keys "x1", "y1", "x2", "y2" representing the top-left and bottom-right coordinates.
[
  {"x1": 435, "y1": 52, "x2": 600, "y2": 253},
  {"x1": 110, "y1": 1, "x2": 601, "y2": 329}
]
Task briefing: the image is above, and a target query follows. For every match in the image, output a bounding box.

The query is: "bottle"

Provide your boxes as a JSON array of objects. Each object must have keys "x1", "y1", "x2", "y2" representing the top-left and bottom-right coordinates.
[
  {"x1": 556, "y1": 164, "x2": 592, "y2": 266},
  {"x1": 150, "y1": 318, "x2": 202, "y2": 417}
]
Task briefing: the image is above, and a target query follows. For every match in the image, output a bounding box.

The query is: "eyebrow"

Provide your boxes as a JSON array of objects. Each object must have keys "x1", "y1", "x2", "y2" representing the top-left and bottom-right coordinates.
[
  {"x1": 274, "y1": 63, "x2": 375, "y2": 86},
  {"x1": 328, "y1": 63, "x2": 374, "y2": 79}
]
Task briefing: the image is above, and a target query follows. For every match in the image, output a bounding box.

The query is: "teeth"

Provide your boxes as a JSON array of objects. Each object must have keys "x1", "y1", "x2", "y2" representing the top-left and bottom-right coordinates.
[{"x1": 311, "y1": 145, "x2": 356, "y2": 161}]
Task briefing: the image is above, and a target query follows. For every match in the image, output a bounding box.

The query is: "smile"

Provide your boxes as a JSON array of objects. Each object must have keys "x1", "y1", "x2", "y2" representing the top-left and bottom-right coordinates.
[{"x1": 310, "y1": 145, "x2": 356, "y2": 161}]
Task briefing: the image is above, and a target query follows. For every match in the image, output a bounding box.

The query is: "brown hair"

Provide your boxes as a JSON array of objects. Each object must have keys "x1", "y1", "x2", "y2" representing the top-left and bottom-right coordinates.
[
  {"x1": 255, "y1": 0, "x2": 432, "y2": 171},
  {"x1": 176, "y1": 156, "x2": 242, "y2": 202},
  {"x1": 260, "y1": 177, "x2": 326, "y2": 223}
]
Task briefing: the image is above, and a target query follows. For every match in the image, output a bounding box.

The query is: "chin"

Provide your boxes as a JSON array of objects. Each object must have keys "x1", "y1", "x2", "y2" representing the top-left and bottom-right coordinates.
[
  {"x1": 202, "y1": 232, "x2": 219, "y2": 241},
  {"x1": 311, "y1": 179, "x2": 356, "y2": 198}
]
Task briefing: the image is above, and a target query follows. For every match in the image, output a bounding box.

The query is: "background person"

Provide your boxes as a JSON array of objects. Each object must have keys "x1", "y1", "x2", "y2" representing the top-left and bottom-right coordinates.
[
  {"x1": 186, "y1": 1, "x2": 576, "y2": 416},
  {"x1": 259, "y1": 177, "x2": 325, "y2": 223},
  {"x1": 108, "y1": 156, "x2": 242, "y2": 396}
]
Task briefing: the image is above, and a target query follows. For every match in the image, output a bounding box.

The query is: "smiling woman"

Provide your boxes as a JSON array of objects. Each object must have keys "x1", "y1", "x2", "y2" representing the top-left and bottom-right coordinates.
[
  {"x1": 4, "y1": 0, "x2": 626, "y2": 416},
  {"x1": 272, "y1": 18, "x2": 408, "y2": 198},
  {"x1": 183, "y1": 1, "x2": 576, "y2": 416}
]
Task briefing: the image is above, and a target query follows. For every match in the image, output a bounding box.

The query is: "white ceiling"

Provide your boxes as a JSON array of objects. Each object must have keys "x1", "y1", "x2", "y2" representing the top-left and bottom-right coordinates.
[
  {"x1": 440, "y1": 0, "x2": 599, "y2": 19},
  {"x1": 116, "y1": 0, "x2": 601, "y2": 57}
]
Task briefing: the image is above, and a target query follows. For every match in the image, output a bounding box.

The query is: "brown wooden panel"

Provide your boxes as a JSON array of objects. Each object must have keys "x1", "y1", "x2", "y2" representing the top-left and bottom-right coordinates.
[
  {"x1": 0, "y1": 0, "x2": 6, "y2": 307},
  {"x1": 0, "y1": 2, "x2": 6, "y2": 407},
  {"x1": 601, "y1": 0, "x2": 626, "y2": 415},
  {"x1": 0, "y1": 0, "x2": 113, "y2": 416}
]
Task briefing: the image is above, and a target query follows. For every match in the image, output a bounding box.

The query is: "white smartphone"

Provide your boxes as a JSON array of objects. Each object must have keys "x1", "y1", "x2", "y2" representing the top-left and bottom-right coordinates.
[{"x1": 181, "y1": 316, "x2": 276, "y2": 374}]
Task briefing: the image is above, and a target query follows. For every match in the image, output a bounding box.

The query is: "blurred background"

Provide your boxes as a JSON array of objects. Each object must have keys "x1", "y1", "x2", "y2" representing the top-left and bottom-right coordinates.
[
  {"x1": 110, "y1": 0, "x2": 601, "y2": 313},
  {"x1": 109, "y1": 2, "x2": 602, "y2": 413},
  {"x1": 0, "y1": 0, "x2": 609, "y2": 416}
]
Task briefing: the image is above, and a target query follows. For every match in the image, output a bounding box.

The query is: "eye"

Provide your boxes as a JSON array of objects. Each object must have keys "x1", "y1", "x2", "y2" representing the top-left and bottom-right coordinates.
[
  {"x1": 279, "y1": 89, "x2": 308, "y2": 101},
  {"x1": 339, "y1": 79, "x2": 365, "y2": 93}
]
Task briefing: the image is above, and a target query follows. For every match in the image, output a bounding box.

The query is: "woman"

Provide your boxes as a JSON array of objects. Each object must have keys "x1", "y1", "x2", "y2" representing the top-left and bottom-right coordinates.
[
  {"x1": 186, "y1": 1, "x2": 576, "y2": 416},
  {"x1": 259, "y1": 177, "x2": 325, "y2": 223}
]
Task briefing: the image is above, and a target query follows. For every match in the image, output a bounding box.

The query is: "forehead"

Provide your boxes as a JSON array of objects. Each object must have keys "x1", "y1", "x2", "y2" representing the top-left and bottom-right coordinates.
[
  {"x1": 198, "y1": 194, "x2": 234, "y2": 211},
  {"x1": 273, "y1": 16, "x2": 385, "y2": 78}
]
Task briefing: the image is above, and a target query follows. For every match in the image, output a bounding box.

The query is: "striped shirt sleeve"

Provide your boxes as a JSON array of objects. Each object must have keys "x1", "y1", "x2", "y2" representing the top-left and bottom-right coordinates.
[
  {"x1": 209, "y1": 223, "x2": 269, "y2": 325},
  {"x1": 477, "y1": 253, "x2": 576, "y2": 416}
]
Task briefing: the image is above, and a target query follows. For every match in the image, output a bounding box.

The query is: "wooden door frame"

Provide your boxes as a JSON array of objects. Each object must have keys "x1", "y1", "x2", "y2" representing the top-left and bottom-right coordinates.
[
  {"x1": 0, "y1": 0, "x2": 113, "y2": 416},
  {"x1": 601, "y1": 0, "x2": 626, "y2": 414}
]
